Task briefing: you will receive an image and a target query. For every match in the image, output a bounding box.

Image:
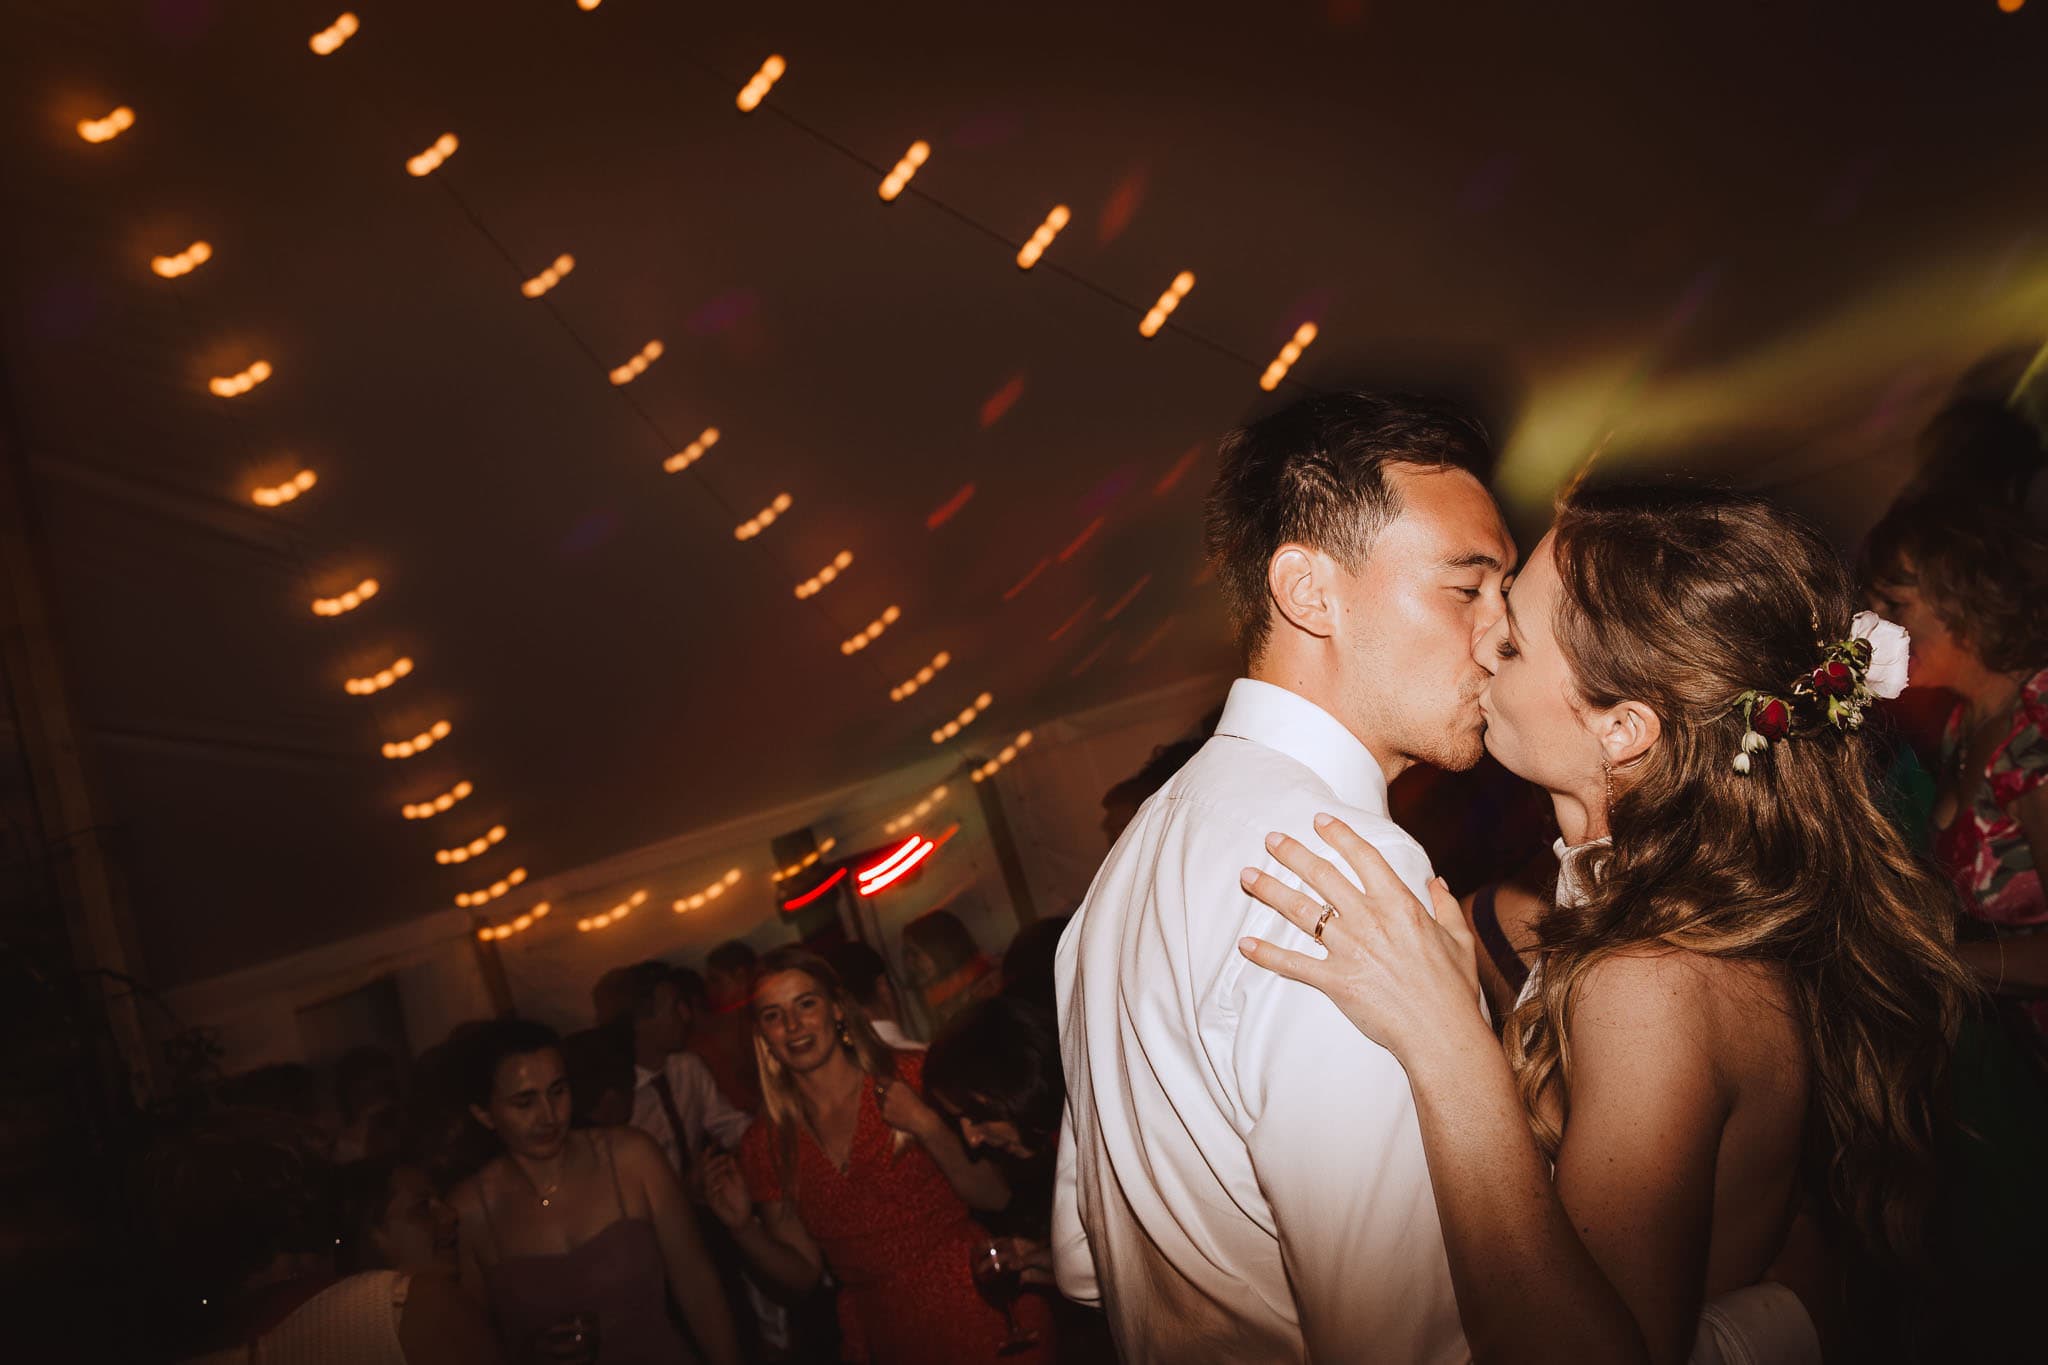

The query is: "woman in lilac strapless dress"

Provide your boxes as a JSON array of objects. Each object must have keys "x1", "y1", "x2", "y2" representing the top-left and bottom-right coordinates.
[{"x1": 451, "y1": 1019, "x2": 740, "y2": 1365}]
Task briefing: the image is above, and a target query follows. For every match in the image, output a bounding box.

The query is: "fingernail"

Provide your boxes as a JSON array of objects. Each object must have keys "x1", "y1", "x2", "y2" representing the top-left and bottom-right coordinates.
[
  {"x1": 1239, "y1": 867, "x2": 1259, "y2": 888},
  {"x1": 1263, "y1": 831, "x2": 1283, "y2": 849},
  {"x1": 1237, "y1": 937, "x2": 1257, "y2": 956},
  {"x1": 1313, "y1": 812, "x2": 1333, "y2": 828}
]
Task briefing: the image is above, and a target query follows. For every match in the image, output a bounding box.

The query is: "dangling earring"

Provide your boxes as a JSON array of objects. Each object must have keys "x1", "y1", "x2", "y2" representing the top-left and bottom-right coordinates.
[
  {"x1": 836, "y1": 1019, "x2": 851, "y2": 1049},
  {"x1": 1601, "y1": 759, "x2": 1616, "y2": 811}
]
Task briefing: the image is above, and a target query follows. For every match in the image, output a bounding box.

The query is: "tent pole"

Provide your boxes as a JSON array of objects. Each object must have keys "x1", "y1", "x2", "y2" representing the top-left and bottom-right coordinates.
[{"x1": 969, "y1": 760, "x2": 1039, "y2": 928}]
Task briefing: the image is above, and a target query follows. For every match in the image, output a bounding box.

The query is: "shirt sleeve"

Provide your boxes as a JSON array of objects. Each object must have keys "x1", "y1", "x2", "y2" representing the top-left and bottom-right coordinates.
[
  {"x1": 1235, "y1": 824, "x2": 1465, "y2": 1363},
  {"x1": 676, "y1": 1052, "x2": 752, "y2": 1152},
  {"x1": 1050, "y1": 1094, "x2": 1100, "y2": 1305},
  {"x1": 1996, "y1": 675, "x2": 2048, "y2": 805}
]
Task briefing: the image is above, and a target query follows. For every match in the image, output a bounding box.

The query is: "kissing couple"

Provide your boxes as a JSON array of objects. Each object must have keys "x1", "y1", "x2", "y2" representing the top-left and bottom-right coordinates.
[{"x1": 1053, "y1": 392, "x2": 1969, "y2": 1363}]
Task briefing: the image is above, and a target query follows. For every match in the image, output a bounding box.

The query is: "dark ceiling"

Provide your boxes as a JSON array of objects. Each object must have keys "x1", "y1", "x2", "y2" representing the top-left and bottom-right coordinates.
[{"x1": 3, "y1": 0, "x2": 2043, "y2": 987}]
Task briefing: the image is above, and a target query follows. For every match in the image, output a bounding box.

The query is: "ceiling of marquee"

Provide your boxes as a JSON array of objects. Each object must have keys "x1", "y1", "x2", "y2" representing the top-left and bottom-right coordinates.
[{"x1": 2, "y1": 0, "x2": 2043, "y2": 987}]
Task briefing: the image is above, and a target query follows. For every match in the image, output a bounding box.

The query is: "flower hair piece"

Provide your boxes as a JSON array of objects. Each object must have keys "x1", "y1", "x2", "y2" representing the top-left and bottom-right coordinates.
[{"x1": 1731, "y1": 612, "x2": 1910, "y2": 774}]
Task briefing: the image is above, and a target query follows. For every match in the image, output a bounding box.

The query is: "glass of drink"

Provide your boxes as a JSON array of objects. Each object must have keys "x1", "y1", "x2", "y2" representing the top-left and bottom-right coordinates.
[
  {"x1": 971, "y1": 1237, "x2": 1040, "y2": 1357},
  {"x1": 535, "y1": 1311, "x2": 601, "y2": 1364}
]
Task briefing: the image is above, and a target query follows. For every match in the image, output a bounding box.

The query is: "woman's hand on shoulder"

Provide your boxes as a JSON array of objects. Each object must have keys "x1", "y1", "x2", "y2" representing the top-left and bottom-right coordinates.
[{"x1": 1235, "y1": 813, "x2": 1486, "y2": 1065}]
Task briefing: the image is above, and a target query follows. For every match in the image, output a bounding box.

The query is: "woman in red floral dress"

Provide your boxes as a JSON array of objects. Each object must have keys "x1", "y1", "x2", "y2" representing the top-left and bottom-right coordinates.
[{"x1": 702, "y1": 947, "x2": 1053, "y2": 1363}]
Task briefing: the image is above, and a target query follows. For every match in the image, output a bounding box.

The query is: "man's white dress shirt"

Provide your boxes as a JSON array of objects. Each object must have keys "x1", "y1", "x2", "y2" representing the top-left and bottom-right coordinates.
[
  {"x1": 1053, "y1": 678, "x2": 1465, "y2": 1364},
  {"x1": 631, "y1": 1050, "x2": 752, "y2": 1172}
]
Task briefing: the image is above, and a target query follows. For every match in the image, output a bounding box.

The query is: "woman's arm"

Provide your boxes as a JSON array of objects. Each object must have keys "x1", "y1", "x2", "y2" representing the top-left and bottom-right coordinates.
[
  {"x1": 1239, "y1": 818, "x2": 1729, "y2": 1365},
  {"x1": 877, "y1": 1077, "x2": 1010, "y2": 1212},
  {"x1": 616, "y1": 1129, "x2": 742, "y2": 1365},
  {"x1": 702, "y1": 1152, "x2": 824, "y2": 1296},
  {"x1": 447, "y1": 1179, "x2": 491, "y2": 1301}
]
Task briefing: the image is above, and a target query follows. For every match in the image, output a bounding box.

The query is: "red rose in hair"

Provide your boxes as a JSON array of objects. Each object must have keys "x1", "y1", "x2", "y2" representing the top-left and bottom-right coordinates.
[
  {"x1": 1810, "y1": 661, "x2": 1853, "y2": 697},
  {"x1": 1753, "y1": 697, "x2": 1792, "y2": 741}
]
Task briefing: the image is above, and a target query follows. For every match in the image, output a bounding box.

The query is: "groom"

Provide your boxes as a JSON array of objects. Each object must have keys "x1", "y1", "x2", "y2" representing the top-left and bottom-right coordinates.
[{"x1": 1052, "y1": 392, "x2": 1515, "y2": 1362}]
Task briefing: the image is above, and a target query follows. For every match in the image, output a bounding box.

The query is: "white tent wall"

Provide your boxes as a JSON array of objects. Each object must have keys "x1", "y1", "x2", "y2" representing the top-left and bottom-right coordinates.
[{"x1": 161, "y1": 672, "x2": 1228, "y2": 1078}]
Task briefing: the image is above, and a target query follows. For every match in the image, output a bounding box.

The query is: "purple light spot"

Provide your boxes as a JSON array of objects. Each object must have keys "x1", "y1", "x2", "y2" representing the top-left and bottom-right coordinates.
[
  {"x1": 689, "y1": 289, "x2": 758, "y2": 336},
  {"x1": 33, "y1": 280, "x2": 100, "y2": 341},
  {"x1": 1459, "y1": 155, "x2": 1518, "y2": 215},
  {"x1": 148, "y1": 0, "x2": 219, "y2": 44},
  {"x1": 559, "y1": 507, "x2": 622, "y2": 558},
  {"x1": 950, "y1": 111, "x2": 1025, "y2": 149},
  {"x1": 1080, "y1": 468, "x2": 1137, "y2": 516}
]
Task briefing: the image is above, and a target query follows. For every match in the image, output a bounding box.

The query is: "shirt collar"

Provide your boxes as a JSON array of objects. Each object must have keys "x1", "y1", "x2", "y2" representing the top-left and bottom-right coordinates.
[
  {"x1": 1550, "y1": 835, "x2": 1612, "y2": 908},
  {"x1": 1213, "y1": 677, "x2": 1391, "y2": 813},
  {"x1": 634, "y1": 1062, "x2": 660, "y2": 1087}
]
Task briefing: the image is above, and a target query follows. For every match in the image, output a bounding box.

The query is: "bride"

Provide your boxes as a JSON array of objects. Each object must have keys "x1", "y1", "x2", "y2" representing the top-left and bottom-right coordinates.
[{"x1": 1237, "y1": 484, "x2": 1971, "y2": 1364}]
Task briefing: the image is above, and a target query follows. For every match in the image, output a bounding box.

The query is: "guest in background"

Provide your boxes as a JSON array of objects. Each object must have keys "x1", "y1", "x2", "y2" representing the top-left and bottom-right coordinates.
[
  {"x1": 670, "y1": 965, "x2": 711, "y2": 1046},
  {"x1": 591, "y1": 967, "x2": 637, "y2": 1029},
  {"x1": 997, "y1": 915, "x2": 1069, "y2": 1020},
  {"x1": 1099, "y1": 737, "x2": 1206, "y2": 847},
  {"x1": 827, "y1": 939, "x2": 924, "y2": 1051},
  {"x1": 333, "y1": 1045, "x2": 403, "y2": 1164},
  {"x1": 403, "y1": 1027, "x2": 499, "y2": 1192},
  {"x1": 901, "y1": 908, "x2": 999, "y2": 1034},
  {"x1": 335, "y1": 1158, "x2": 461, "y2": 1276},
  {"x1": 699, "y1": 941, "x2": 765, "y2": 1114},
  {"x1": 620, "y1": 962, "x2": 751, "y2": 1177},
  {"x1": 702, "y1": 947, "x2": 1050, "y2": 1363},
  {"x1": 561, "y1": 1026, "x2": 635, "y2": 1130},
  {"x1": 450, "y1": 1018, "x2": 741, "y2": 1365},
  {"x1": 154, "y1": 1109, "x2": 502, "y2": 1365}
]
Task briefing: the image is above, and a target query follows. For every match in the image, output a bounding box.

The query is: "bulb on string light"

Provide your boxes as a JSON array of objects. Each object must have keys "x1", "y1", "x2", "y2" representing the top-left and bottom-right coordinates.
[
  {"x1": 970, "y1": 730, "x2": 1035, "y2": 783},
  {"x1": 344, "y1": 656, "x2": 413, "y2": 696},
  {"x1": 251, "y1": 469, "x2": 317, "y2": 507},
  {"x1": 1258, "y1": 322, "x2": 1319, "y2": 391},
  {"x1": 931, "y1": 692, "x2": 994, "y2": 744},
  {"x1": 435, "y1": 824, "x2": 507, "y2": 866},
  {"x1": 455, "y1": 867, "x2": 528, "y2": 909},
  {"x1": 311, "y1": 578, "x2": 379, "y2": 617},
  {"x1": 608, "y1": 339, "x2": 663, "y2": 385},
  {"x1": 663, "y1": 427, "x2": 720, "y2": 474},
  {"x1": 736, "y1": 55, "x2": 786, "y2": 112},
  {"x1": 883, "y1": 784, "x2": 949, "y2": 835},
  {"x1": 77, "y1": 106, "x2": 135, "y2": 143},
  {"x1": 151, "y1": 241, "x2": 212, "y2": 278},
  {"x1": 734, "y1": 492, "x2": 793, "y2": 540},
  {"x1": 771, "y1": 840, "x2": 836, "y2": 884},
  {"x1": 1139, "y1": 271, "x2": 1196, "y2": 338},
  {"x1": 403, "y1": 779, "x2": 473, "y2": 820},
  {"x1": 209, "y1": 360, "x2": 272, "y2": 397},
  {"x1": 1015, "y1": 205, "x2": 1071, "y2": 270},
  {"x1": 309, "y1": 13, "x2": 359, "y2": 54},
  {"x1": 794, "y1": 551, "x2": 854, "y2": 599},
  {"x1": 519, "y1": 254, "x2": 576, "y2": 298},
  {"x1": 576, "y1": 0, "x2": 604, "y2": 10},
  {"x1": 674, "y1": 867, "x2": 744, "y2": 913},
  {"x1": 381, "y1": 718, "x2": 451, "y2": 760},
  {"x1": 840, "y1": 604, "x2": 901, "y2": 654},
  {"x1": 889, "y1": 650, "x2": 951, "y2": 701},
  {"x1": 878, "y1": 141, "x2": 930, "y2": 202},
  {"x1": 405, "y1": 133, "x2": 458, "y2": 178}
]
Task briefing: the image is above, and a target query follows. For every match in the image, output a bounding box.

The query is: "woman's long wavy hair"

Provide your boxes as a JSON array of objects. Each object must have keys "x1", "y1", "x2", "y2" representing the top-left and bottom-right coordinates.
[
  {"x1": 750, "y1": 946, "x2": 901, "y2": 1195},
  {"x1": 1503, "y1": 483, "x2": 1974, "y2": 1265}
]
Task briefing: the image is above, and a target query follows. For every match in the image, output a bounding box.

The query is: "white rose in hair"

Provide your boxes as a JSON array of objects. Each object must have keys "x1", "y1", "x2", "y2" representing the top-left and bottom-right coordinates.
[{"x1": 1851, "y1": 612, "x2": 1910, "y2": 699}]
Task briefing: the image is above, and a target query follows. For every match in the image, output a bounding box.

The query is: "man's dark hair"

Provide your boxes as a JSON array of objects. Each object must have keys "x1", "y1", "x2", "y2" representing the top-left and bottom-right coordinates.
[
  {"x1": 825, "y1": 940, "x2": 890, "y2": 1010},
  {"x1": 621, "y1": 960, "x2": 673, "y2": 1023},
  {"x1": 706, "y1": 939, "x2": 759, "y2": 978},
  {"x1": 1203, "y1": 391, "x2": 1493, "y2": 660},
  {"x1": 669, "y1": 965, "x2": 709, "y2": 1012},
  {"x1": 924, "y1": 997, "x2": 1065, "y2": 1155},
  {"x1": 334, "y1": 1045, "x2": 398, "y2": 1124},
  {"x1": 1102, "y1": 737, "x2": 1205, "y2": 812}
]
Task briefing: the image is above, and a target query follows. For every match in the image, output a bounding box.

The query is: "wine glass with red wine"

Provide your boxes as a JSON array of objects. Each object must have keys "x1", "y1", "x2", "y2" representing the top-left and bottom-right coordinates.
[{"x1": 971, "y1": 1237, "x2": 1040, "y2": 1356}]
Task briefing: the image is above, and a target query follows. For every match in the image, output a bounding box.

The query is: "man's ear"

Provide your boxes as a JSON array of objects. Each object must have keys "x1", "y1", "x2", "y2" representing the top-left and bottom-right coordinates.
[
  {"x1": 467, "y1": 1103, "x2": 496, "y2": 1134},
  {"x1": 1267, "y1": 544, "x2": 1338, "y2": 641},
  {"x1": 1596, "y1": 700, "x2": 1661, "y2": 769}
]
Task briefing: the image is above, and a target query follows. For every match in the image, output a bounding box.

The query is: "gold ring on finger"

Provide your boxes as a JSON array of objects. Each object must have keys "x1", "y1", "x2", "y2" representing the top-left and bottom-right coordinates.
[{"x1": 1312, "y1": 905, "x2": 1340, "y2": 944}]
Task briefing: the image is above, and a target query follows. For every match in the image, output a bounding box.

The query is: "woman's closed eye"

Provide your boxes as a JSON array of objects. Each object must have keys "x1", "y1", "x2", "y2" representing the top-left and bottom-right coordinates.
[{"x1": 1494, "y1": 636, "x2": 1520, "y2": 661}]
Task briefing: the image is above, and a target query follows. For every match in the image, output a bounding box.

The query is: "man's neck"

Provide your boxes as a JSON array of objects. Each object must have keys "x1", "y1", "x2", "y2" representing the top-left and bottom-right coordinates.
[
  {"x1": 1246, "y1": 656, "x2": 1409, "y2": 783},
  {"x1": 634, "y1": 1038, "x2": 667, "y2": 1073}
]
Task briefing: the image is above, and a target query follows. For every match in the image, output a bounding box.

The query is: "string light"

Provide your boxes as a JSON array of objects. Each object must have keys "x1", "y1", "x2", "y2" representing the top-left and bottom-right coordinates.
[
  {"x1": 736, "y1": 55, "x2": 786, "y2": 112},
  {"x1": 251, "y1": 469, "x2": 317, "y2": 507},
  {"x1": 607, "y1": 339, "x2": 664, "y2": 385},
  {"x1": 1002, "y1": 558, "x2": 1051, "y2": 602},
  {"x1": 455, "y1": 867, "x2": 528, "y2": 909},
  {"x1": 931, "y1": 691, "x2": 994, "y2": 744},
  {"x1": 436, "y1": 824, "x2": 507, "y2": 865},
  {"x1": 1015, "y1": 205, "x2": 1071, "y2": 270},
  {"x1": 794, "y1": 551, "x2": 853, "y2": 599},
  {"x1": 1258, "y1": 322, "x2": 1319, "y2": 391},
  {"x1": 734, "y1": 492, "x2": 793, "y2": 540},
  {"x1": 519, "y1": 254, "x2": 576, "y2": 298},
  {"x1": 926, "y1": 483, "x2": 974, "y2": 530},
  {"x1": 662, "y1": 427, "x2": 719, "y2": 474},
  {"x1": 403, "y1": 780, "x2": 473, "y2": 820},
  {"x1": 970, "y1": 730, "x2": 1035, "y2": 783},
  {"x1": 889, "y1": 650, "x2": 951, "y2": 702},
  {"x1": 576, "y1": 0, "x2": 604, "y2": 10},
  {"x1": 77, "y1": 106, "x2": 135, "y2": 144},
  {"x1": 1102, "y1": 574, "x2": 1152, "y2": 622},
  {"x1": 857, "y1": 834, "x2": 942, "y2": 897},
  {"x1": 883, "y1": 784, "x2": 948, "y2": 835},
  {"x1": 208, "y1": 360, "x2": 272, "y2": 397},
  {"x1": 380, "y1": 718, "x2": 451, "y2": 760},
  {"x1": 405, "y1": 133, "x2": 458, "y2": 178},
  {"x1": 1997, "y1": 0, "x2": 2024, "y2": 11},
  {"x1": 576, "y1": 888, "x2": 649, "y2": 931},
  {"x1": 840, "y1": 604, "x2": 901, "y2": 654},
  {"x1": 781, "y1": 867, "x2": 846, "y2": 910},
  {"x1": 878, "y1": 140, "x2": 930, "y2": 202},
  {"x1": 1048, "y1": 597, "x2": 1098, "y2": 643},
  {"x1": 309, "y1": 13, "x2": 359, "y2": 54},
  {"x1": 770, "y1": 840, "x2": 837, "y2": 884},
  {"x1": 672, "y1": 867, "x2": 743, "y2": 913},
  {"x1": 1057, "y1": 517, "x2": 1104, "y2": 563},
  {"x1": 311, "y1": 578, "x2": 379, "y2": 617},
  {"x1": 476, "y1": 901, "x2": 550, "y2": 943},
  {"x1": 344, "y1": 656, "x2": 413, "y2": 696},
  {"x1": 1138, "y1": 270, "x2": 1196, "y2": 338},
  {"x1": 150, "y1": 241, "x2": 212, "y2": 278}
]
